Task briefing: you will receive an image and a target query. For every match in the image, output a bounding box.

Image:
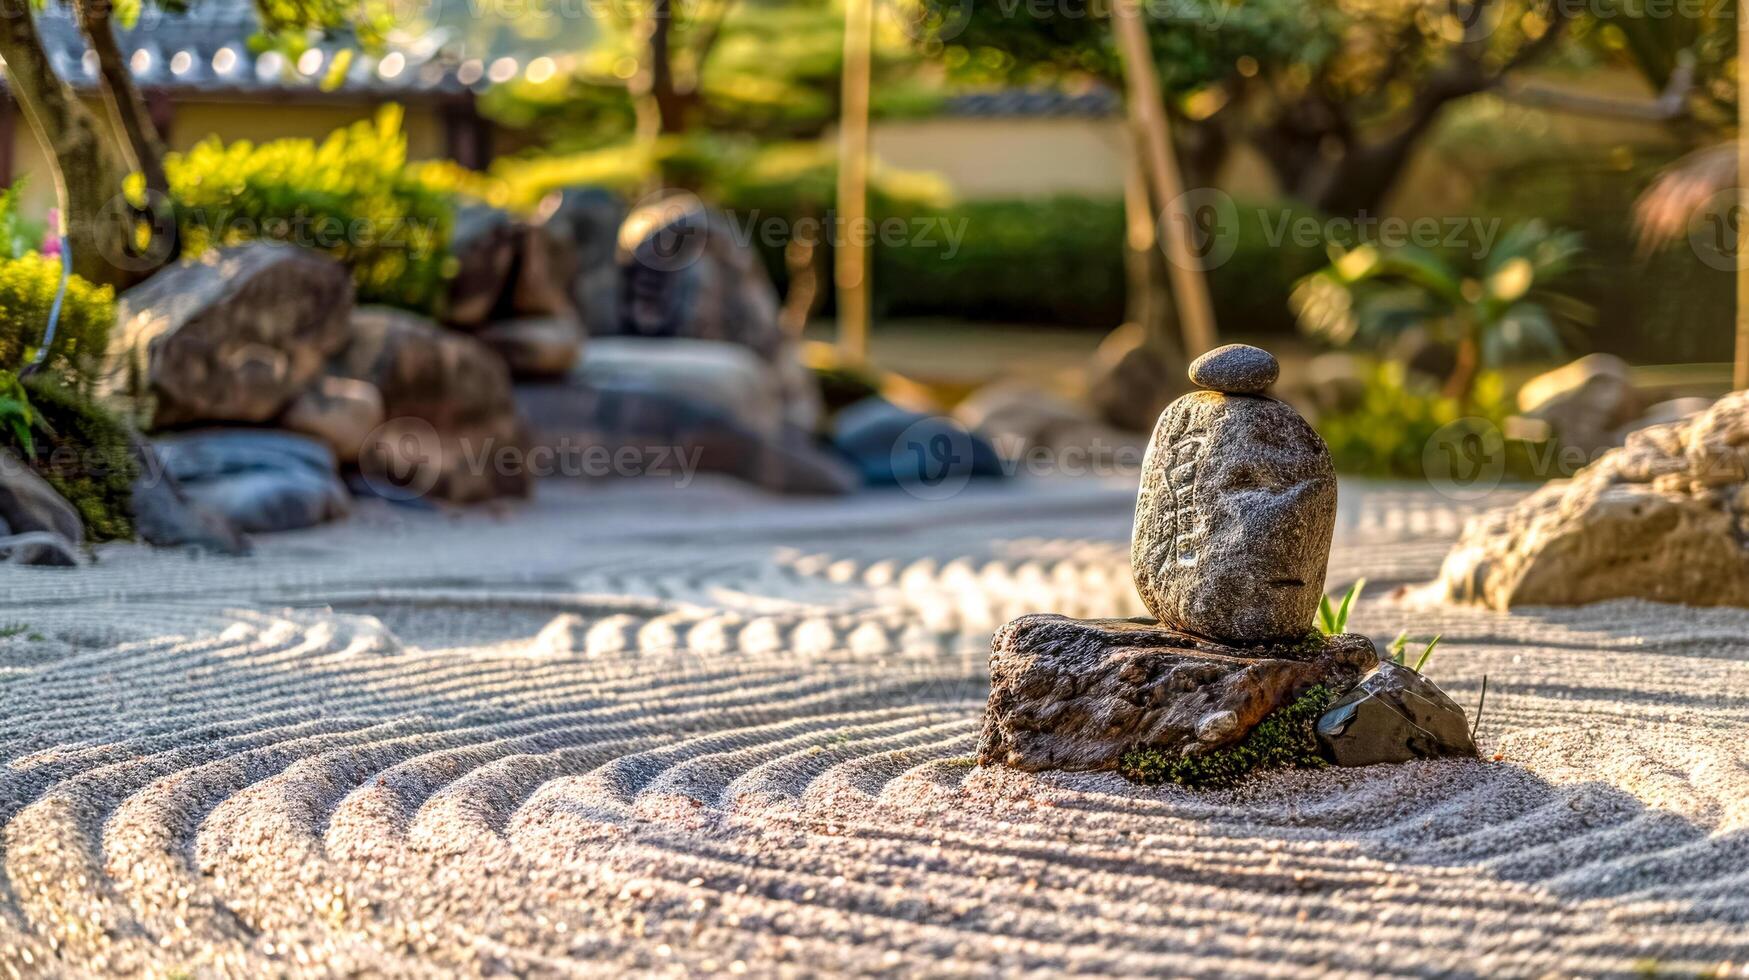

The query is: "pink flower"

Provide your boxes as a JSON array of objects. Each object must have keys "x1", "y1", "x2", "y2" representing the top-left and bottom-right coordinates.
[{"x1": 41, "y1": 209, "x2": 60, "y2": 257}]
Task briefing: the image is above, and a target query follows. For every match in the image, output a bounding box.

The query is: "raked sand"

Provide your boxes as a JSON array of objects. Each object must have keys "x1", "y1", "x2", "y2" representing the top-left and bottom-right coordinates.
[{"x1": 3, "y1": 476, "x2": 1749, "y2": 977}]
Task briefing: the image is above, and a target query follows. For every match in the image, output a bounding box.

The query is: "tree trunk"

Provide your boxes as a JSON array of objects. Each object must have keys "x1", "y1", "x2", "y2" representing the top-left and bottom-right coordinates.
[
  {"x1": 1123, "y1": 140, "x2": 1177, "y2": 361},
  {"x1": 72, "y1": 0, "x2": 169, "y2": 195},
  {"x1": 72, "y1": 0, "x2": 176, "y2": 283},
  {"x1": 1443, "y1": 333, "x2": 1481, "y2": 411},
  {"x1": 1111, "y1": 0, "x2": 1217, "y2": 356},
  {"x1": 0, "y1": 0, "x2": 131, "y2": 288}
]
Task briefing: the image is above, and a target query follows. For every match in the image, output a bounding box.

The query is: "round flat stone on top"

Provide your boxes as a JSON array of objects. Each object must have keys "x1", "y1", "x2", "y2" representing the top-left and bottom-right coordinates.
[{"x1": 1188, "y1": 344, "x2": 1279, "y2": 394}]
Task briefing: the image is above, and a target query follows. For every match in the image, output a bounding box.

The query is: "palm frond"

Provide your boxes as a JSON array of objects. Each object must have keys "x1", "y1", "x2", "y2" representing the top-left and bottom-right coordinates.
[{"x1": 1633, "y1": 142, "x2": 1735, "y2": 255}]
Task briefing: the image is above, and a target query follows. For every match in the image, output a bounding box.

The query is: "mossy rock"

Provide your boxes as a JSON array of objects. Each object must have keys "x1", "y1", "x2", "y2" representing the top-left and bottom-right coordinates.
[
  {"x1": 7, "y1": 378, "x2": 138, "y2": 542},
  {"x1": 1120, "y1": 686, "x2": 1333, "y2": 789}
]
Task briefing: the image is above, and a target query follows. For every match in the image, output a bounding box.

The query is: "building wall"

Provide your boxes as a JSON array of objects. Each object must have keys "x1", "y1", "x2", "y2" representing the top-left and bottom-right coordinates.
[
  {"x1": 870, "y1": 116, "x2": 1130, "y2": 199},
  {"x1": 4, "y1": 97, "x2": 455, "y2": 219}
]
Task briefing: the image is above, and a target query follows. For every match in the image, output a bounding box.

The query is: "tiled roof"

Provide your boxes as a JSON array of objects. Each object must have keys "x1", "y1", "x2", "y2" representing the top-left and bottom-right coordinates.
[
  {"x1": 9, "y1": 0, "x2": 566, "y2": 100},
  {"x1": 941, "y1": 88, "x2": 1121, "y2": 118}
]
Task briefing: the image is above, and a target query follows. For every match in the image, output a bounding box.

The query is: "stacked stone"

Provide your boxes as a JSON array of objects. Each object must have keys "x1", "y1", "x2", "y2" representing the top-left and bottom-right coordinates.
[{"x1": 979, "y1": 344, "x2": 1475, "y2": 776}]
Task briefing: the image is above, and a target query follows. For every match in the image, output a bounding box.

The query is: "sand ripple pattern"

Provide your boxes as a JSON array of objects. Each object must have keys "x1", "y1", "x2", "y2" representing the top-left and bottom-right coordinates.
[{"x1": 3, "y1": 478, "x2": 1748, "y2": 977}]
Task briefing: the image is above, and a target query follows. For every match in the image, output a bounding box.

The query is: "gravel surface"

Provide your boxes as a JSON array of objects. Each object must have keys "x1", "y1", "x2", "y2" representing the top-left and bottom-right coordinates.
[{"x1": 3, "y1": 476, "x2": 1747, "y2": 977}]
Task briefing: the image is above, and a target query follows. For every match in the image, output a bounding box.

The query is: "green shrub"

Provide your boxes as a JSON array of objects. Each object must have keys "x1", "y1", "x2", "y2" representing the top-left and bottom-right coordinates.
[
  {"x1": 4, "y1": 377, "x2": 137, "y2": 542},
  {"x1": 0, "y1": 254, "x2": 116, "y2": 385},
  {"x1": 1315, "y1": 363, "x2": 1544, "y2": 480},
  {"x1": 1120, "y1": 686, "x2": 1333, "y2": 789},
  {"x1": 167, "y1": 105, "x2": 454, "y2": 314},
  {"x1": 872, "y1": 196, "x2": 1326, "y2": 329},
  {"x1": 0, "y1": 180, "x2": 44, "y2": 259}
]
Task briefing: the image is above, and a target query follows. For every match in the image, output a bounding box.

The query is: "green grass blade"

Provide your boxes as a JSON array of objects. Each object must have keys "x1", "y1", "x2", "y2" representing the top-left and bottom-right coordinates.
[
  {"x1": 1413, "y1": 634, "x2": 1441, "y2": 674},
  {"x1": 1335, "y1": 578, "x2": 1365, "y2": 633}
]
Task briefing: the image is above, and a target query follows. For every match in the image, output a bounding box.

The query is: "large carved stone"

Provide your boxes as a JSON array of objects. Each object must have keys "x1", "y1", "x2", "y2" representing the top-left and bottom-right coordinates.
[
  {"x1": 1131, "y1": 348, "x2": 1337, "y2": 644},
  {"x1": 110, "y1": 243, "x2": 353, "y2": 427},
  {"x1": 978, "y1": 615, "x2": 1377, "y2": 773}
]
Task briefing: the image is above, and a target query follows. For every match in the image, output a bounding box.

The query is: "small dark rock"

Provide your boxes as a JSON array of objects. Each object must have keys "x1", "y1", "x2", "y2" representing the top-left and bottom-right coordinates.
[
  {"x1": 1315, "y1": 661, "x2": 1478, "y2": 767},
  {"x1": 831, "y1": 397, "x2": 1005, "y2": 488},
  {"x1": 154, "y1": 430, "x2": 350, "y2": 534},
  {"x1": 978, "y1": 614, "x2": 1377, "y2": 773},
  {"x1": 129, "y1": 436, "x2": 251, "y2": 555},
  {"x1": 0, "y1": 449, "x2": 85, "y2": 565},
  {"x1": 1188, "y1": 344, "x2": 1279, "y2": 394}
]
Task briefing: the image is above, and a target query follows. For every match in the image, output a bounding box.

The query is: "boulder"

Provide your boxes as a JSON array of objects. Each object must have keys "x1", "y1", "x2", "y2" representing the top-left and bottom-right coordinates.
[
  {"x1": 1518, "y1": 353, "x2": 1641, "y2": 456},
  {"x1": 978, "y1": 614, "x2": 1377, "y2": 773},
  {"x1": 1612, "y1": 396, "x2": 1713, "y2": 444},
  {"x1": 541, "y1": 187, "x2": 626, "y2": 331},
  {"x1": 334, "y1": 307, "x2": 530, "y2": 503},
  {"x1": 516, "y1": 383, "x2": 857, "y2": 496},
  {"x1": 614, "y1": 197, "x2": 823, "y2": 432},
  {"x1": 0, "y1": 450, "x2": 84, "y2": 565},
  {"x1": 618, "y1": 197, "x2": 787, "y2": 362},
  {"x1": 478, "y1": 316, "x2": 585, "y2": 379},
  {"x1": 1087, "y1": 323, "x2": 1187, "y2": 433},
  {"x1": 1302, "y1": 352, "x2": 1369, "y2": 416},
  {"x1": 1439, "y1": 390, "x2": 1749, "y2": 608},
  {"x1": 279, "y1": 376, "x2": 386, "y2": 464},
  {"x1": 952, "y1": 382, "x2": 1110, "y2": 462},
  {"x1": 578, "y1": 337, "x2": 793, "y2": 440},
  {"x1": 1316, "y1": 662, "x2": 1477, "y2": 767},
  {"x1": 506, "y1": 223, "x2": 581, "y2": 321},
  {"x1": 444, "y1": 205, "x2": 520, "y2": 330},
  {"x1": 153, "y1": 430, "x2": 350, "y2": 534},
  {"x1": 1132, "y1": 347, "x2": 1338, "y2": 644},
  {"x1": 129, "y1": 436, "x2": 251, "y2": 554},
  {"x1": 831, "y1": 397, "x2": 1006, "y2": 488},
  {"x1": 110, "y1": 242, "x2": 353, "y2": 427}
]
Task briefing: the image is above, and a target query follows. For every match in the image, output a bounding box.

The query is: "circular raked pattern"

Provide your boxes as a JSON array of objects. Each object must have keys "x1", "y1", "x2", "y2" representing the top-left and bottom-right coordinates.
[{"x1": 2, "y1": 481, "x2": 1749, "y2": 976}]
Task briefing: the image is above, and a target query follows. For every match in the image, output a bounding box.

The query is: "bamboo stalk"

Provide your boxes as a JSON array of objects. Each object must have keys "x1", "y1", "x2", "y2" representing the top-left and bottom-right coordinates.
[
  {"x1": 835, "y1": 0, "x2": 873, "y2": 363},
  {"x1": 1111, "y1": 0, "x2": 1219, "y2": 357},
  {"x1": 1737, "y1": 0, "x2": 1749, "y2": 389}
]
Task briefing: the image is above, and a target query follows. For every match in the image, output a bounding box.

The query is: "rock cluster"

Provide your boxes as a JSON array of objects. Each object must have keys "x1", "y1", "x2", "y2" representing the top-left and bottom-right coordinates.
[
  {"x1": 979, "y1": 344, "x2": 1464, "y2": 781},
  {"x1": 1441, "y1": 389, "x2": 1749, "y2": 608}
]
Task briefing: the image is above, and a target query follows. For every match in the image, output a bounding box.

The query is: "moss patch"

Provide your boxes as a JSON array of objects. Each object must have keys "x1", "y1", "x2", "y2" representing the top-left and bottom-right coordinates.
[
  {"x1": 7, "y1": 378, "x2": 138, "y2": 542},
  {"x1": 1119, "y1": 686, "x2": 1333, "y2": 789}
]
